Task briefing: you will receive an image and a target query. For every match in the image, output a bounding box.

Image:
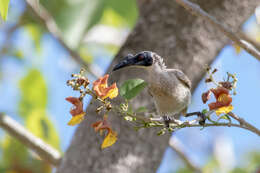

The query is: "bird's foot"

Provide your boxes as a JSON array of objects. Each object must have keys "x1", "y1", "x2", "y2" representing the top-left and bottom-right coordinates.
[
  {"x1": 198, "y1": 112, "x2": 206, "y2": 125},
  {"x1": 185, "y1": 111, "x2": 206, "y2": 125},
  {"x1": 162, "y1": 116, "x2": 171, "y2": 128},
  {"x1": 162, "y1": 116, "x2": 181, "y2": 128}
]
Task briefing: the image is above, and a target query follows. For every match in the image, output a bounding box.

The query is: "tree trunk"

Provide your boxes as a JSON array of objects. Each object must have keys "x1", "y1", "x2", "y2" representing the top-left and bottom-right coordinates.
[{"x1": 56, "y1": 1, "x2": 258, "y2": 173}]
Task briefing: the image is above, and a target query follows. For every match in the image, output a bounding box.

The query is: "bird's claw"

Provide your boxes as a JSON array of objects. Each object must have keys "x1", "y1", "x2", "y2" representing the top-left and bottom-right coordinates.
[
  {"x1": 163, "y1": 116, "x2": 171, "y2": 128},
  {"x1": 185, "y1": 111, "x2": 206, "y2": 125},
  {"x1": 198, "y1": 112, "x2": 206, "y2": 125}
]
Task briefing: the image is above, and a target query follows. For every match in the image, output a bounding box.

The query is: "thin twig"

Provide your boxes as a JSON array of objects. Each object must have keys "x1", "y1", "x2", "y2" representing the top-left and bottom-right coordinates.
[
  {"x1": 25, "y1": 0, "x2": 101, "y2": 78},
  {"x1": 174, "y1": 0, "x2": 260, "y2": 61},
  {"x1": 169, "y1": 137, "x2": 202, "y2": 173},
  {"x1": 177, "y1": 121, "x2": 252, "y2": 132},
  {"x1": 0, "y1": 113, "x2": 62, "y2": 166},
  {"x1": 228, "y1": 112, "x2": 260, "y2": 136},
  {"x1": 123, "y1": 111, "x2": 260, "y2": 136}
]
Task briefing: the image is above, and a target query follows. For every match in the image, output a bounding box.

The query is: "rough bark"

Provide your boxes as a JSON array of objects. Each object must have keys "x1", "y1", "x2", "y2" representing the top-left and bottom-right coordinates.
[{"x1": 56, "y1": 1, "x2": 259, "y2": 173}]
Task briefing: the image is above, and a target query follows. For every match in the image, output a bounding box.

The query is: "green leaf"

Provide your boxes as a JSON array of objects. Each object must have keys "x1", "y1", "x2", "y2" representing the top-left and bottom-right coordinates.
[
  {"x1": 202, "y1": 109, "x2": 208, "y2": 114},
  {"x1": 0, "y1": 0, "x2": 10, "y2": 21},
  {"x1": 176, "y1": 167, "x2": 193, "y2": 173},
  {"x1": 100, "y1": 8, "x2": 126, "y2": 27},
  {"x1": 19, "y1": 69, "x2": 47, "y2": 118},
  {"x1": 26, "y1": 110, "x2": 60, "y2": 150},
  {"x1": 13, "y1": 49, "x2": 24, "y2": 59},
  {"x1": 104, "y1": 44, "x2": 119, "y2": 54},
  {"x1": 230, "y1": 168, "x2": 247, "y2": 173},
  {"x1": 41, "y1": 0, "x2": 106, "y2": 49},
  {"x1": 1, "y1": 135, "x2": 28, "y2": 167},
  {"x1": 202, "y1": 158, "x2": 219, "y2": 173},
  {"x1": 0, "y1": 135, "x2": 53, "y2": 173},
  {"x1": 39, "y1": 0, "x2": 137, "y2": 49},
  {"x1": 105, "y1": 0, "x2": 138, "y2": 27},
  {"x1": 120, "y1": 79, "x2": 148, "y2": 100},
  {"x1": 78, "y1": 45, "x2": 94, "y2": 64},
  {"x1": 24, "y1": 24, "x2": 43, "y2": 52}
]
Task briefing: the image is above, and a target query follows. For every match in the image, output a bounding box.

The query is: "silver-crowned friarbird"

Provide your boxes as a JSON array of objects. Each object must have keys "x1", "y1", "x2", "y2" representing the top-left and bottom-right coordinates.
[{"x1": 113, "y1": 51, "x2": 205, "y2": 125}]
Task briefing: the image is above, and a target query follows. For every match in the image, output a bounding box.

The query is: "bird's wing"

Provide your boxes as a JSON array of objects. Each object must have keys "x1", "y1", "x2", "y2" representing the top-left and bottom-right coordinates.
[{"x1": 167, "y1": 69, "x2": 191, "y2": 89}]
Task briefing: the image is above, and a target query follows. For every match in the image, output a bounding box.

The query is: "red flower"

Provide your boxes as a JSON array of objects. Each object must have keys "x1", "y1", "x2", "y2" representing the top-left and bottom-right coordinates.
[
  {"x1": 92, "y1": 116, "x2": 110, "y2": 132},
  {"x1": 202, "y1": 90, "x2": 211, "y2": 104},
  {"x1": 66, "y1": 97, "x2": 85, "y2": 126},
  {"x1": 202, "y1": 87, "x2": 233, "y2": 115},
  {"x1": 65, "y1": 97, "x2": 84, "y2": 116},
  {"x1": 208, "y1": 87, "x2": 232, "y2": 110}
]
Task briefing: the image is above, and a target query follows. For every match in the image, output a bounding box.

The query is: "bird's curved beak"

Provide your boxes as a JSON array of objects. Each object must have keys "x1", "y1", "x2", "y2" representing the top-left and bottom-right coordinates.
[{"x1": 112, "y1": 54, "x2": 136, "y2": 71}]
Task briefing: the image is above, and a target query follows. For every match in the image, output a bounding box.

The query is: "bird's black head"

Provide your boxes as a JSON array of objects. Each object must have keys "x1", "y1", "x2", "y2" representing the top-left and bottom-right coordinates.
[{"x1": 112, "y1": 51, "x2": 154, "y2": 71}]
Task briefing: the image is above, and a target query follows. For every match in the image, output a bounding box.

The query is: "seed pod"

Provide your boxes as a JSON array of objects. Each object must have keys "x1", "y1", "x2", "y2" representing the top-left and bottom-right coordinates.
[
  {"x1": 206, "y1": 66, "x2": 211, "y2": 72},
  {"x1": 106, "y1": 103, "x2": 112, "y2": 111},
  {"x1": 212, "y1": 68, "x2": 218, "y2": 74},
  {"x1": 96, "y1": 106, "x2": 103, "y2": 113},
  {"x1": 219, "y1": 81, "x2": 232, "y2": 90},
  {"x1": 77, "y1": 77, "x2": 86, "y2": 85},
  {"x1": 80, "y1": 68, "x2": 85, "y2": 75},
  {"x1": 205, "y1": 78, "x2": 212, "y2": 83}
]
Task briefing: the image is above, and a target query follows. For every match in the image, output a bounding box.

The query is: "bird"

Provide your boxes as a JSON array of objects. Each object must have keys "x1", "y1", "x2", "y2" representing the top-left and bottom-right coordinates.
[{"x1": 112, "y1": 51, "x2": 205, "y2": 126}]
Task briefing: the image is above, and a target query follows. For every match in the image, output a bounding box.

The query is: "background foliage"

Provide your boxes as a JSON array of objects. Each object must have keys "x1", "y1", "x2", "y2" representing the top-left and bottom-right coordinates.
[{"x1": 0, "y1": 0, "x2": 137, "y2": 172}]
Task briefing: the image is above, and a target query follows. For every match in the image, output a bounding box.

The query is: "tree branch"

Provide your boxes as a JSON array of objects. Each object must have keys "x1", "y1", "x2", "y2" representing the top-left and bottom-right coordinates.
[
  {"x1": 0, "y1": 113, "x2": 62, "y2": 167},
  {"x1": 78, "y1": 78, "x2": 259, "y2": 136},
  {"x1": 237, "y1": 30, "x2": 260, "y2": 52},
  {"x1": 169, "y1": 137, "x2": 202, "y2": 173},
  {"x1": 25, "y1": 0, "x2": 101, "y2": 78},
  {"x1": 228, "y1": 112, "x2": 260, "y2": 136},
  {"x1": 174, "y1": 0, "x2": 260, "y2": 61},
  {"x1": 126, "y1": 111, "x2": 260, "y2": 136},
  {"x1": 176, "y1": 121, "x2": 256, "y2": 134}
]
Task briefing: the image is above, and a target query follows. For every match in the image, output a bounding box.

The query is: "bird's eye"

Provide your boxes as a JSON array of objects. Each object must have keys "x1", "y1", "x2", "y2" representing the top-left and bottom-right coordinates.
[{"x1": 138, "y1": 55, "x2": 144, "y2": 60}]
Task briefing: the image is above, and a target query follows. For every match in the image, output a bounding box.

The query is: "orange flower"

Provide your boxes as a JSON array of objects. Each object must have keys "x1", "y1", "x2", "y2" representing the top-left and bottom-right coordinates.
[
  {"x1": 92, "y1": 116, "x2": 110, "y2": 132},
  {"x1": 202, "y1": 87, "x2": 233, "y2": 115},
  {"x1": 92, "y1": 115, "x2": 117, "y2": 149},
  {"x1": 208, "y1": 87, "x2": 232, "y2": 110},
  {"x1": 93, "y1": 74, "x2": 118, "y2": 100},
  {"x1": 66, "y1": 97, "x2": 85, "y2": 126}
]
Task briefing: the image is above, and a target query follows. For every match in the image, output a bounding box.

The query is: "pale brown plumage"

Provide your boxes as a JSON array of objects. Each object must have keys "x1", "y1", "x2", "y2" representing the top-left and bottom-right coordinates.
[
  {"x1": 113, "y1": 51, "x2": 192, "y2": 119},
  {"x1": 147, "y1": 53, "x2": 191, "y2": 119},
  {"x1": 168, "y1": 69, "x2": 191, "y2": 89}
]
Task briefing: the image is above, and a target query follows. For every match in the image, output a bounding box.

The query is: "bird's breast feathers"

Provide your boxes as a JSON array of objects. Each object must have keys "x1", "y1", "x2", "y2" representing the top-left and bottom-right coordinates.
[{"x1": 148, "y1": 76, "x2": 191, "y2": 115}]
